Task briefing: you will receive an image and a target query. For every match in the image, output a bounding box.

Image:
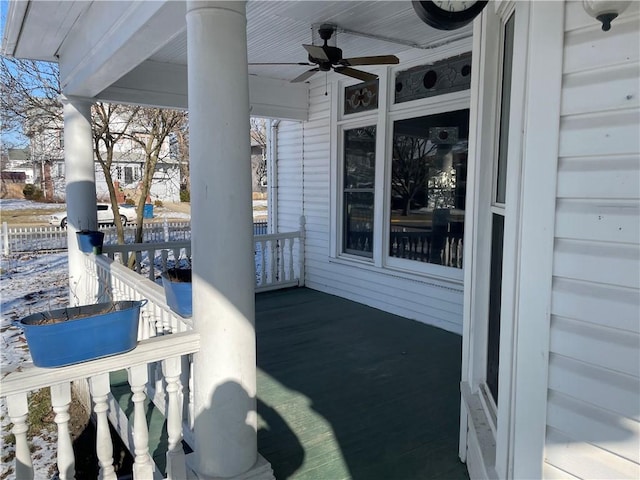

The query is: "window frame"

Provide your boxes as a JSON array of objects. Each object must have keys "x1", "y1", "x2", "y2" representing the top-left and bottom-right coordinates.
[
  {"x1": 331, "y1": 45, "x2": 474, "y2": 284},
  {"x1": 383, "y1": 95, "x2": 470, "y2": 282},
  {"x1": 336, "y1": 117, "x2": 379, "y2": 262}
]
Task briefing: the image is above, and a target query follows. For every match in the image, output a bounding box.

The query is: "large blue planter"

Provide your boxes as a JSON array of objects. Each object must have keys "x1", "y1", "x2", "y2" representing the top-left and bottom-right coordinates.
[
  {"x1": 76, "y1": 230, "x2": 105, "y2": 254},
  {"x1": 161, "y1": 269, "x2": 192, "y2": 317},
  {"x1": 18, "y1": 300, "x2": 144, "y2": 368}
]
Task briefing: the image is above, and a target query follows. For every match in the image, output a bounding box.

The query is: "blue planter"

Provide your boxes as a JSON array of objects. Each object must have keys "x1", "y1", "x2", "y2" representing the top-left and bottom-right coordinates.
[
  {"x1": 161, "y1": 269, "x2": 192, "y2": 317},
  {"x1": 18, "y1": 300, "x2": 144, "y2": 368},
  {"x1": 76, "y1": 230, "x2": 105, "y2": 254}
]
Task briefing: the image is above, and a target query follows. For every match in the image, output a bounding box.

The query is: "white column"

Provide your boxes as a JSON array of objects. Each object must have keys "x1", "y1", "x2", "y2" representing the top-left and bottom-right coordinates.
[
  {"x1": 186, "y1": 2, "x2": 258, "y2": 478},
  {"x1": 62, "y1": 95, "x2": 97, "y2": 306}
]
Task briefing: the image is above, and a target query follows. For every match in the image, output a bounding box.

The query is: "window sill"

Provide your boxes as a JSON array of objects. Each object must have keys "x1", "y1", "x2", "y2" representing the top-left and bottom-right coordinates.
[{"x1": 461, "y1": 381, "x2": 498, "y2": 479}]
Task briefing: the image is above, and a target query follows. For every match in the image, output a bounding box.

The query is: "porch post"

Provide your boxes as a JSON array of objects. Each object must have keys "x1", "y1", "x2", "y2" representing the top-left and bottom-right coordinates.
[
  {"x1": 61, "y1": 95, "x2": 97, "y2": 306},
  {"x1": 186, "y1": 2, "x2": 266, "y2": 478}
]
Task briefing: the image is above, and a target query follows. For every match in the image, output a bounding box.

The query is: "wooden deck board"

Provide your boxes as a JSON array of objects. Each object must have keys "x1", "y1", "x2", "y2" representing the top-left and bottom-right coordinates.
[
  {"x1": 256, "y1": 288, "x2": 468, "y2": 480},
  {"x1": 109, "y1": 287, "x2": 467, "y2": 479}
]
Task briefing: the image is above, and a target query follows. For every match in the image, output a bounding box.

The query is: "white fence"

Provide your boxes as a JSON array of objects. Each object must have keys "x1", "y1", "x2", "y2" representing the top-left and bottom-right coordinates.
[{"x1": 1, "y1": 220, "x2": 268, "y2": 255}]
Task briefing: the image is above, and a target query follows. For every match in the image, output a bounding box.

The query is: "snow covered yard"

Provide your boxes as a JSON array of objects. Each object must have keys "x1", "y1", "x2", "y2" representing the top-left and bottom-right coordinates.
[{"x1": 1, "y1": 251, "x2": 69, "y2": 479}]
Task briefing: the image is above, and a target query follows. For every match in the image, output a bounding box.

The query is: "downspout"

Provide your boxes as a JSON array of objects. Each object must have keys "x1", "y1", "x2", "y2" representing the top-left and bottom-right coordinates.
[{"x1": 267, "y1": 119, "x2": 280, "y2": 234}]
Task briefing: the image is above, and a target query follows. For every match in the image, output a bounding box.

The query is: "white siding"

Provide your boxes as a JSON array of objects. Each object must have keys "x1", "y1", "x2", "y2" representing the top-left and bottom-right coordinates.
[
  {"x1": 276, "y1": 68, "x2": 464, "y2": 334},
  {"x1": 544, "y1": 3, "x2": 640, "y2": 478}
]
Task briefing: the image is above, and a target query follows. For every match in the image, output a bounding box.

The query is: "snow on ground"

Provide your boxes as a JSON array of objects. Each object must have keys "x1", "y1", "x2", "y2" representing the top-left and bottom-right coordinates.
[
  {"x1": 0, "y1": 199, "x2": 65, "y2": 211},
  {"x1": 1, "y1": 251, "x2": 69, "y2": 480}
]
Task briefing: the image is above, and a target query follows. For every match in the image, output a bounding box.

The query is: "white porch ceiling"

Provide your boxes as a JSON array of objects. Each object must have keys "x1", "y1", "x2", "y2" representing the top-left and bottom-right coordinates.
[
  {"x1": 153, "y1": 1, "x2": 468, "y2": 82},
  {"x1": 2, "y1": 1, "x2": 471, "y2": 117}
]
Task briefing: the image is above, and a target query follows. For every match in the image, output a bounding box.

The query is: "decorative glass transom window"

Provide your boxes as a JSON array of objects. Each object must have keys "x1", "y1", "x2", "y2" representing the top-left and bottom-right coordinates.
[
  {"x1": 344, "y1": 80, "x2": 379, "y2": 115},
  {"x1": 395, "y1": 53, "x2": 472, "y2": 104}
]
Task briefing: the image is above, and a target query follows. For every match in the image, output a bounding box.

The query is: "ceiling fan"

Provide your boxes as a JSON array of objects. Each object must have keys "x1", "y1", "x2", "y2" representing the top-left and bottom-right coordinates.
[{"x1": 249, "y1": 24, "x2": 399, "y2": 83}]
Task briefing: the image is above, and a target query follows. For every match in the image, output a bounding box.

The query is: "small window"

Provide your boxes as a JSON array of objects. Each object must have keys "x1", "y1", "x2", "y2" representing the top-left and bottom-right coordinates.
[
  {"x1": 344, "y1": 80, "x2": 379, "y2": 115},
  {"x1": 343, "y1": 126, "x2": 376, "y2": 258}
]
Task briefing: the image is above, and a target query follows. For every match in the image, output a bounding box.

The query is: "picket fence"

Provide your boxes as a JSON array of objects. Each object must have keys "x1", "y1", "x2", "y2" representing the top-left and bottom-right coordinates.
[{"x1": 0, "y1": 220, "x2": 268, "y2": 255}]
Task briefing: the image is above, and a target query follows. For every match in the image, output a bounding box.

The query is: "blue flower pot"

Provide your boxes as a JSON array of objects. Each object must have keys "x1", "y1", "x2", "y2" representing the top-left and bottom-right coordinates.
[
  {"x1": 161, "y1": 269, "x2": 192, "y2": 317},
  {"x1": 76, "y1": 230, "x2": 105, "y2": 254},
  {"x1": 18, "y1": 300, "x2": 144, "y2": 368}
]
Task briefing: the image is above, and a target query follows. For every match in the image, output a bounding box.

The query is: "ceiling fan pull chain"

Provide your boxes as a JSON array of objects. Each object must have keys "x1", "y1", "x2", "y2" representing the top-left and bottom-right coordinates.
[{"x1": 325, "y1": 73, "x2": 328, "y2": 96}]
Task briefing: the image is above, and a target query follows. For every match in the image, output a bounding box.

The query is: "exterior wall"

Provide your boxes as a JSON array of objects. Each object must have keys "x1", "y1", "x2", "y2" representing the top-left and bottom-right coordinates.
[
  {"x1": 276, "y1": 48, "x2": 469, "y2": 334},
  {"x1": 543, "y1": 3, "x2": 640, "y2": 478}
]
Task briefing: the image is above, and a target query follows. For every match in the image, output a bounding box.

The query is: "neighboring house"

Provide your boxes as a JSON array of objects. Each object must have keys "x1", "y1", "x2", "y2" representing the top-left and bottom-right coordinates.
[
  {"x1": 1, "y1": 2, "x2": 638, "y2": 480},
  {"x1": 26, "y1": 108, "x2": 181, "y2": 202},
  {"x1": 3, "y1": 148, "x2": 35, "y2": 184}
]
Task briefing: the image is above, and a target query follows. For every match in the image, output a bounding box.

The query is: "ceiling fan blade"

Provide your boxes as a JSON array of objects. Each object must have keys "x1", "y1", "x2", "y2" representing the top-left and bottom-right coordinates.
[
  {"x1": 303, "y1": 44, "x2": 329, "y2": 61},
  {"x1": 291, "y1": 68, "x2": 320, "y2": 83},
  {"x1": 249, "y1": 62, "x2": 315, "y2": 66},
  {"x1": 333, "y1": 67, "x2": 378, "y2": 82},
  {"x1": 341, "y1": 55, "x2": 400, "y2": 66}
]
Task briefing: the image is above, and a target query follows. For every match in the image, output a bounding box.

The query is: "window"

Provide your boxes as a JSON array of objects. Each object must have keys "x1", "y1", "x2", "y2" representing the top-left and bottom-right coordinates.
[
  {"x1": 342, "y1": 126, "x2": 376, "y2": 258},
  {"x1": 344, "y1": 80, "x2": 379, "y2": 115},
  {"x1": 389, "y1": 109, "x2": 469, "y2": 268},
  {"x1": 116, "y1": 167, "x2": 122, "y2": 181},
  {"x1": 124, "y1": 166, "x2": 137, "y2": 184},
  {"x1": 485, "y1": 11, "x2": 516, "y2": 405}
]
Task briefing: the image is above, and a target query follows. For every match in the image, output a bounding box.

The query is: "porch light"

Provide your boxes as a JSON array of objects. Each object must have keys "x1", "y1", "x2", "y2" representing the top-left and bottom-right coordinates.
[{"x1": 583, "y1": 0, "x2": 631, "y2": 31}]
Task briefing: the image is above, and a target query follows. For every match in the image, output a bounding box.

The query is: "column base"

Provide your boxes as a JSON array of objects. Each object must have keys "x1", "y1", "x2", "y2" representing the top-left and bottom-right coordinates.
[{"x1": 187, "y1": 453, "x2": 275, "y2": 480}]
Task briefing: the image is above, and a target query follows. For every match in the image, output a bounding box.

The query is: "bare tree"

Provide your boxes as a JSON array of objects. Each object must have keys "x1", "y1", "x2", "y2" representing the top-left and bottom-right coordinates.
[
  {"x1": 1, "y1": 58, "x2": 63, "y2": 199},
  {"x1": 250, "y1": 117, "x2": 267, "y2": 190},
  {"x1": 391, "y1": 136, "x2": 436, "y2": 216},
  {"x1": 126, "y1": 108, "x2": 187, "y2": 243},
  {"x1": 92, "y1": 102, "x2": 140, "y2": 243}
]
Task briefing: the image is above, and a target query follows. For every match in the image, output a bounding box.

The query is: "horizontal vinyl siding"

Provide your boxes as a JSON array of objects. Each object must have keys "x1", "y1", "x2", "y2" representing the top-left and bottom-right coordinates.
[
  {"x1": 275, "y1": 73, "x2": 464, "y2": 334},
  {"x1": 544, "y1": 3, "x2": 640, "y2": 478}
]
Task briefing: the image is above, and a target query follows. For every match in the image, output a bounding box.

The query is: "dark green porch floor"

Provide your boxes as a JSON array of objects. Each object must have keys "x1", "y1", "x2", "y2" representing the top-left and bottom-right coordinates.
[
  {"x1": 109, "y1": 287, "x2": 467, "y2": 479},
  {"x1": 256, "y1": 288, "x2": 468, "y2": 480}
]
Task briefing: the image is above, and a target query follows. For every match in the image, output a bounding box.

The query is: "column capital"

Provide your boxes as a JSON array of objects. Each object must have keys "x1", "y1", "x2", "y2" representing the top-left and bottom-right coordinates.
[
  {"x1": 186, "y1": 1, "x2": 246, "y2": 16},
  {"x1": 58, "y1": 94, "x2": 94, "y2": 108}
]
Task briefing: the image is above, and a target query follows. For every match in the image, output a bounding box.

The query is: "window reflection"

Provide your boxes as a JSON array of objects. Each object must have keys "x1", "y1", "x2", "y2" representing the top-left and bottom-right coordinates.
[
  {"x1": 343, "y1": 126, "x2": 376, "y2": 258},
  {"x1": 389, "y1": 109, "x2": 469, "y2": 268}
]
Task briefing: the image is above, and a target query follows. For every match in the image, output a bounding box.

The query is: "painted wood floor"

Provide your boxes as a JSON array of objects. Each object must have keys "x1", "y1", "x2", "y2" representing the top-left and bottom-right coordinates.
[
  {"x1": 110, "y1": 287, "x2": 468, "y2": 479},
  {"x1": 256, "y1": 288, "x2": 468, "y2": 480}
]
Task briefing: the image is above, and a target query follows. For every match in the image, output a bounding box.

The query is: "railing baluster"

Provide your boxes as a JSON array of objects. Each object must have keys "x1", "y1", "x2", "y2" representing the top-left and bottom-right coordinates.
[
  {"x1": 288, "y1": 237, "x2": 294, "y2": 282},
  {"x1": 163, "y1": 356, "x2": 187, "y2": 480},
  {"x1": 127, "y1": 365, "x2": 154, "y2": 479},
  {"x1": 7, "y1": 392, "x2": 33, "y2": 480},
  {"x1": 89, "y1": 373, "x2": 117, "y2": 480},
  {"x1": 51, "y1": 382, "x2": 75, "y2": 480}
]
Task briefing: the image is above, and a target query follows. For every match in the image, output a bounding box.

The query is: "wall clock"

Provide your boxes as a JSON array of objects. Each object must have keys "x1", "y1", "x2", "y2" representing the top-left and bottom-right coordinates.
[{"x1": 412, "y1": 1, "x2": 489, "y2": 31}]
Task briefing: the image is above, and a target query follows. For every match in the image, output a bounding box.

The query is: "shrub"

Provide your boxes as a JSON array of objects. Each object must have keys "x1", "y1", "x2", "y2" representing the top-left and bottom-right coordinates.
[
  {"x1": 125, "y1": 198, "x2": 135, "y2": 205},
  {"x1": 154, "y1": 199, "x2": 163, "y2": 207},
  {"x1": 23, "y1": 184, "x2": 44, "y2": 201},
  {"x1": 180, "y1": 188, "x2": 190, "y2": 203}
]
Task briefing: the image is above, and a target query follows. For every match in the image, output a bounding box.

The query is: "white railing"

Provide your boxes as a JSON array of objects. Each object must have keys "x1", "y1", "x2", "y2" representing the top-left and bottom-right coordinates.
[
  {"x1": 1, "y1": 332, "x2": 200, "y2": 480},
  {"x1": 101, "y1": 216, "x2": 306, "y2": 291},
  {"x1": 0, "y1": 252, "x2": 200, "y2": 480},
  {"x1": 0, "y1": 218, "x2": 304, "y2": 479}
]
